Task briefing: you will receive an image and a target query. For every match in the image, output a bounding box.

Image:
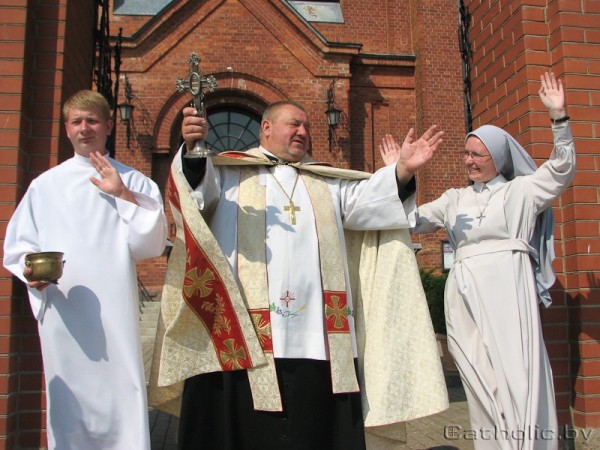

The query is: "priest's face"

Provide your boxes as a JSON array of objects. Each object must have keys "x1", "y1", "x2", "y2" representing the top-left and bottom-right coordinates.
[
  {"x1": 65, "y1": 107, "x2": 114, "y2": 158},
  {"x1": 261, "y1": 105, "x2": 311, "y2": 162},
  {"x1": 464, "y1": 136, "x2": 498, "y2": 183}
]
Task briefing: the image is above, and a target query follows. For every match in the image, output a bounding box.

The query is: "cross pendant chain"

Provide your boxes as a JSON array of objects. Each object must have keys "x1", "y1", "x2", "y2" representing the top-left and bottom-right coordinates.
[
  {"x1": 284, "y1": 200, "x2": 301, "y2": 225},
  {"x1": 270, "y1": 168, "x2": 301, "y2": 225},
  {"x1": 477, "y1": 212, "x2": 486, "y2": 226},
  {"x1": 474, "y1": 187, "x2": 491, "y2": 226}
]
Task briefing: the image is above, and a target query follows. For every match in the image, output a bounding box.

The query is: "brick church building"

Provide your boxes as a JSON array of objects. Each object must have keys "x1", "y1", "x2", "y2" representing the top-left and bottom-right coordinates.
[{"x1": 0, "y1": 0, "x2": 598, "y2": 447}]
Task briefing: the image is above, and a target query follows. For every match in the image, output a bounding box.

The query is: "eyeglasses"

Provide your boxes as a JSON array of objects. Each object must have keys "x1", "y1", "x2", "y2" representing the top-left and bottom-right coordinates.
[{"x1": 462, "y1": 151, "x2": 492, "y2": 162}]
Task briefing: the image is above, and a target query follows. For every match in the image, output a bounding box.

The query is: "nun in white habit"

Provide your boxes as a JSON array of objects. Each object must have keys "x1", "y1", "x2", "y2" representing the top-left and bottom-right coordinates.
[{"x1": 380, "y1": 71, "x2": 575, "y2": 449}]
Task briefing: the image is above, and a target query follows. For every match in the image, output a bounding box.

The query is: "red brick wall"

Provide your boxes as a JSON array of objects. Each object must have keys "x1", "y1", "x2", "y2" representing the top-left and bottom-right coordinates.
[
  {"x1": 409, "y1": 0, "x2": 468, "y2": 269},
  {"x1": 464, "y1": 0, "x2": 600, "y2": 428},
  {"x1": 2, "y1": 0, "x2": 598, "y2": 446},
  {"x1": 112, "y1": 0, "x2": 466, "y2": 293},
  {"x1": 0, "y1": 1, "x2": 96, "y2": 447}
]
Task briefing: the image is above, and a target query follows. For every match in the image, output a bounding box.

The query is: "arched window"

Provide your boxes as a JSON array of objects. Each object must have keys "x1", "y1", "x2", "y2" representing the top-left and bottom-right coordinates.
[{"x1": 205, "y1": 108, "x2": 261, "y2": 152}]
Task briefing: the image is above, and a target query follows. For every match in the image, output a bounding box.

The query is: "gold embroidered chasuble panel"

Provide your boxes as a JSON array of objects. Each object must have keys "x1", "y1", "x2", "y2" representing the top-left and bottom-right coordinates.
[{"x1": 148, "y1": 149, "x2": 449, "y2": 446}]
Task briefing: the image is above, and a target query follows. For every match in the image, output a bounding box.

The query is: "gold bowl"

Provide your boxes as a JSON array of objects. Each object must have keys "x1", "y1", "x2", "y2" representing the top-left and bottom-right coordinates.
[{"x1": 24, "y1": 252, "x2": 65, "y2": 283}]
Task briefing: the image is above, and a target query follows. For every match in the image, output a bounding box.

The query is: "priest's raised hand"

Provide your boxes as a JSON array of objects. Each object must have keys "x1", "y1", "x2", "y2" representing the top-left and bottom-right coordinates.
[
  {"x1": 89, "y1": 150, "x2": 139, "y2": 205},
  {"x1": 181, "y1": 106, "x2": 209, "y2": 152},
  {"x1": 379, "y1": 125, "x2": 444, "y2": 182}
]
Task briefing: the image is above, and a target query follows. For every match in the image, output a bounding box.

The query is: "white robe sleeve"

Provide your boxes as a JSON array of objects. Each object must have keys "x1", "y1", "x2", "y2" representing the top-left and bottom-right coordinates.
[
  {"x1": 3, "y1": 185, "x2": 48, "y2": 320},
  {"x1": 115, "y1": 190, "x2": 168, "y2": 261},
  {"x1": 521, "y1": 122, "x2": 576, "y2": 214},
  {"x1": 340, "y1": 165, "x2": 416, "y2": 230},
  {"x1": 105, "y1": 155, "x2": 168, "y2": 260},
  {"x1": 412, "y1": 191, "x2": 451, "y2": 234}
]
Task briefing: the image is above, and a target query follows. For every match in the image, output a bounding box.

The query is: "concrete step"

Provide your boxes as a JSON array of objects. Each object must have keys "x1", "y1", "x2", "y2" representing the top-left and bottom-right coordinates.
[
  {"x1": 141, "y1": 331, "x2": 157, "y2": 338},
  {"x1": 140, "y1": 326, "x2": 158, "y2": 337},
  {"x1": 140, "y1": 312, "x2": 159, "y2": 321},
  {"x1": 140, "y1": 301, "x2": 161, "y2": 311},
  {"x1": 139, "y1": 301, "x2": 160, "y2": 339}
]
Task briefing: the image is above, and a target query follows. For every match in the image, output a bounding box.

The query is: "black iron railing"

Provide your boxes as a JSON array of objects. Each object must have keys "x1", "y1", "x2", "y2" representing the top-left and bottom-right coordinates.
[
  {"x1": 93, "y1": 0, "x2": 122, "y2": 157},
  {"x1": 458, "y1": 0, "x2": 473, "y2": 133}
]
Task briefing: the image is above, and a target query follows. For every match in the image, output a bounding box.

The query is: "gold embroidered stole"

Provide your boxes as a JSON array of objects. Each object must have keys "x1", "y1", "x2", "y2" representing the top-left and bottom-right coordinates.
[
  {"x1": 236, "y1": 167, "x2": 281, "y2": 411},
  {"x1": 147, "y1": 167, "x2": 267, "y2": 416},
  {"x1": 301, "y1": 170, "x2": 359, "y2": 394},
  {"x1": 238, "y1": 165, "x2": 359, "y2": 411}
]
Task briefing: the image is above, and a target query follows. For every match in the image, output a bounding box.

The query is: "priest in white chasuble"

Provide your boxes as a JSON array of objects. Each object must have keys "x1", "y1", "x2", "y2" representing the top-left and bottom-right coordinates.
[
  {"x1": 3, "y1": 90, "x2": 168, "y2": 450},
  {"x1": 149, "y1": 101, "x2": 449, "y2": 449}
]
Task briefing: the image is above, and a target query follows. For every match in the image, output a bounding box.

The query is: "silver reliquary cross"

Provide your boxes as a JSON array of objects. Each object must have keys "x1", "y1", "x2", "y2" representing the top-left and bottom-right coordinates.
[{"x1": 176, "y1": 52, "x2": 218, "y2": 158}]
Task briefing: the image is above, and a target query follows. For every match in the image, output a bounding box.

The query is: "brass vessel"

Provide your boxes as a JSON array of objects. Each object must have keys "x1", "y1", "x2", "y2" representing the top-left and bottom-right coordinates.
[{"x1": 24, "y1": 252, "x2": 65, "y2": 283}]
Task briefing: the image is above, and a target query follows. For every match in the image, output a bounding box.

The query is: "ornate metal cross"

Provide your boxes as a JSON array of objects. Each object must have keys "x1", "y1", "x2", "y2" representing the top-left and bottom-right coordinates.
[{"x1": 176, "y1": 52, "x2": 218, "y2": 157}]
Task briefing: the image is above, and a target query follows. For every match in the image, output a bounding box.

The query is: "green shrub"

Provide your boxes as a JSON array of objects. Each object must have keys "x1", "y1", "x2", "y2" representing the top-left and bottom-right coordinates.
[{"x1": 420, "y1": 268, "x2": 448, "y2": 335}]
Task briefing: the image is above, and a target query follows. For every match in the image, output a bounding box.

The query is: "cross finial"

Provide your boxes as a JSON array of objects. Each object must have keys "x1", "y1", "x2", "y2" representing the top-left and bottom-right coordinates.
[
  {"x1": 175, "y1": 51, "x2": 218, "y2": 158},
  {"x1": 176, "y1": 52, "x2": 218, "y2": 113}
]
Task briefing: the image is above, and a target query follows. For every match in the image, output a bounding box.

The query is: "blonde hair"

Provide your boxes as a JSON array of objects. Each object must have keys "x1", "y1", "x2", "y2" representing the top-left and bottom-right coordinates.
[{"x1": 63, "y1": 90, "x2": 112, "y2": 121}]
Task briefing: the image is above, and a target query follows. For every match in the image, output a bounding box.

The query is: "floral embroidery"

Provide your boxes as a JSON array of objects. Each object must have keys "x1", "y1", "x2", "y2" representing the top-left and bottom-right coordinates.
[
  {"x1": 201, "y1": 294, "x2": 232, "y2": 336},
  {"x1": 273, "y1": 290, "x2": 306, "y2": 318}
]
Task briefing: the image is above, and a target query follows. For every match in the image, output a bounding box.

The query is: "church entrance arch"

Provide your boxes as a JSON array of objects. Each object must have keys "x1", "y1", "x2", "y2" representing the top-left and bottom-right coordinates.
[{"x1": 205, "y1": 107, "x2": 261, "y2": 152}]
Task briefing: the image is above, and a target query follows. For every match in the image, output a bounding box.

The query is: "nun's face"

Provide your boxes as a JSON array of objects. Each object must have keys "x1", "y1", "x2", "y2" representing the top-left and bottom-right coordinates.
[{"x1": 464, "y1": 136, "x2": 498, "y2": 183}]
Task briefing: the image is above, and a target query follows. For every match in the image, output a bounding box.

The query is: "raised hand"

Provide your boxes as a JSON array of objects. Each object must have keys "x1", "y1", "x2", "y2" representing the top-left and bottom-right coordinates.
[
  {"x1": 539, "y1": 72, "x2": 566, "y2": 118},
  {"x1": 380, "y1": 125, "x2": 444, "y2": 181},
  {"x1": 89, "y1": 152, "x2": 137, "y2": 204},
  {"x1": 379, "y1": 132, "x2": 405, "y2": 166},
  {"x1": 182, "y1": 106, "x2": 209, "y2": 152}
]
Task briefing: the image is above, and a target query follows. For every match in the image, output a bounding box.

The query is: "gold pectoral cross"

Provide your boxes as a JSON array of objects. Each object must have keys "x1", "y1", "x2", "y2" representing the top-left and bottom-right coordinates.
[{"x1": 284, "y1": 200, "x2": 301, "y2": 225}]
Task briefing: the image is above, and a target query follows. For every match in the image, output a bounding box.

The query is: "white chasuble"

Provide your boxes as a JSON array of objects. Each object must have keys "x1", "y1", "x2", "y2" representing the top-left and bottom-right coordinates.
[
  {"x1": 3, "y1": 154, "x2": 168, "y2": 450},
  {"x1": 149, "y1": 147, "x2": 449, "y2": 448}
]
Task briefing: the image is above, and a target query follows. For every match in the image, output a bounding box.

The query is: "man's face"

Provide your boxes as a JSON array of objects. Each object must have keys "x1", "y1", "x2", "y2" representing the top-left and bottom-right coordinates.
[
  {"x1": 261, "y1": 105, "x2": 310, "y2": 162},
  {"x1": 64, "y1": 107, "x2": 113, "y2": 157}
]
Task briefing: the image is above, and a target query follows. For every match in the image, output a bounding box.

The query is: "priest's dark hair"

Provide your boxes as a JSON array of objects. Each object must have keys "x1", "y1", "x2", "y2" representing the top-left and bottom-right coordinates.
[
  {"x1": 259, "y1": 100, "x2": 307, "y2": 141},
  {"x1": 261, "y1": 100, "x2": 306, "y2": 123}
]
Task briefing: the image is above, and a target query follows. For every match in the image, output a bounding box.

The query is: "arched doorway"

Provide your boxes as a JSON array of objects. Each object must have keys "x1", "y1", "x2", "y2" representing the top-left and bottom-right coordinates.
[{"x1": 205, "y1": 107, "x2": 261, "y2": 152}]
